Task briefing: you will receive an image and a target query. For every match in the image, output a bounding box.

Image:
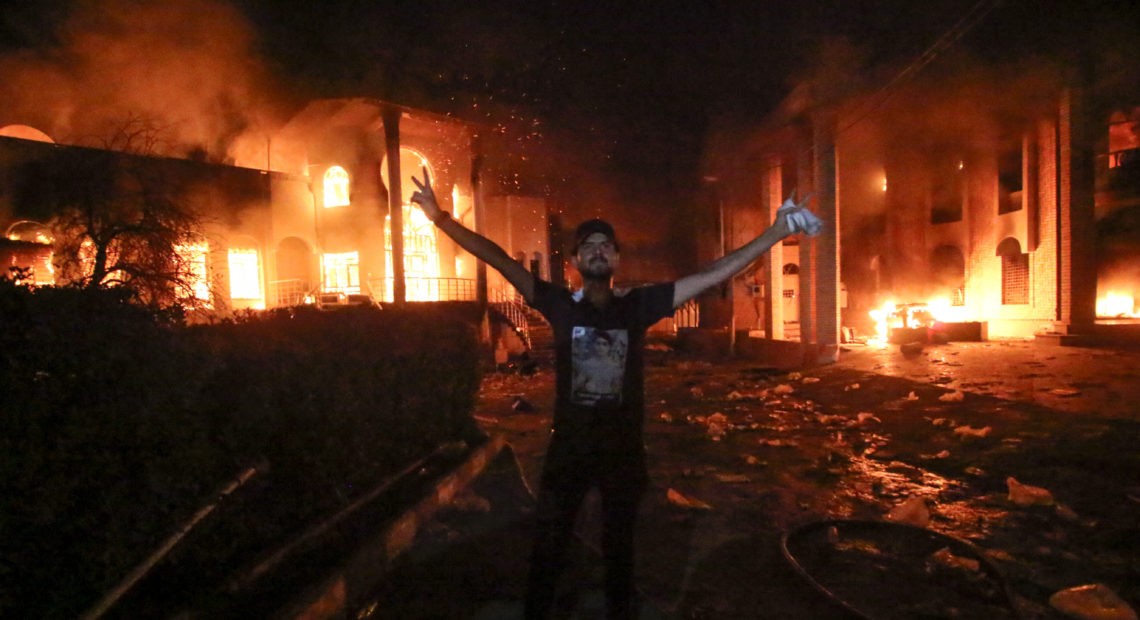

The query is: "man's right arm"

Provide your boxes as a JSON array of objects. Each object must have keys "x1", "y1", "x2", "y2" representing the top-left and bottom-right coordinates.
[
  {"x1": 434, "y1": 215, "x2": 536, "y2": 301},
  {"x1": 410, "y1": 167, "x2": 535, "y2": 302}
]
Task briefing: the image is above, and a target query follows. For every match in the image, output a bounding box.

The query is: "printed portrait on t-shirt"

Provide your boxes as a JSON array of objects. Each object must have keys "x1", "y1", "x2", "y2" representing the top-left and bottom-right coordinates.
[{"x1": 570, "y1": 326, "x2": 629, "y2": 406}]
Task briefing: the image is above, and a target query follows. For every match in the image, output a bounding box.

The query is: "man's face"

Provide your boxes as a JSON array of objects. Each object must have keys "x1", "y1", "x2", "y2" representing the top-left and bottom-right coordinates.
[{"x1": 573, "y1": 232, "x2": 619, "y2": 281}]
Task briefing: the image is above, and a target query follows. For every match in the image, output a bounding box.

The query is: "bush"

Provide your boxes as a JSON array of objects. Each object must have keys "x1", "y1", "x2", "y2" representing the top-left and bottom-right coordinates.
[{"x1": 0, "y1": 282, "x2": 482, "y2": 618}]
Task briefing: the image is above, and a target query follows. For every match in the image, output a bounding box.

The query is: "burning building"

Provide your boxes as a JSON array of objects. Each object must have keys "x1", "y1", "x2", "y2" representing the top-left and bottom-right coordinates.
[
  {"x1": 0, "y1": 98, "x2": 551, "y2": 317},
  {"x1": 696, "y1": 32, "x2": 1140, "y2": 355}
]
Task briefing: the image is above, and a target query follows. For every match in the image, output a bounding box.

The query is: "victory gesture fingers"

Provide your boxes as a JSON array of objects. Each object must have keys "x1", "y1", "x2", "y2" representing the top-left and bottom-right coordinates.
[{"x1": 409, "y1": 166, "x2": 444, "y2": 221}]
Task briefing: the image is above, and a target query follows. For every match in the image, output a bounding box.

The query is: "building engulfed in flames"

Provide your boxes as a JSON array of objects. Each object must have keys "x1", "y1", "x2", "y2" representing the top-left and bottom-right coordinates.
[
  {"x1": 697, "y1": 46, "x2": 1140, "y2": 353},
  {"x1": 0, "y1": 99, "x2": 550, "y2": 312}
]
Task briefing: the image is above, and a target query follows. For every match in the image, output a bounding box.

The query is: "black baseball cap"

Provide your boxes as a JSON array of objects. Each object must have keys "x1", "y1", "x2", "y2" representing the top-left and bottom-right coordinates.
[{"x1": 573, "y1": 218, "x2": 620, "y2": 253}]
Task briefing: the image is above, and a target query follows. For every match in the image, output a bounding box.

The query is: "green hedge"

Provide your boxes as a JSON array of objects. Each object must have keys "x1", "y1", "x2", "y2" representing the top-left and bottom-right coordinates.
[{"x1": 0, "y1": 282, "x2": 482, "y2": 618}]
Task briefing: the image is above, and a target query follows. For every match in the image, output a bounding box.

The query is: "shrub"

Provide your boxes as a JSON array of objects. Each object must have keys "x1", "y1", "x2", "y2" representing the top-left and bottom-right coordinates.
[{"x1": 0, "y1": 282, "x2": 482, "y2": 618}]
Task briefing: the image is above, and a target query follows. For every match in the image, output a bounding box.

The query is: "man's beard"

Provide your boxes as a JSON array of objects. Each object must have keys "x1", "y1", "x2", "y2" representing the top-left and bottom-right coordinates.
[{"x1": 579, "y1": 258, "x2": 613, "y2": 281}]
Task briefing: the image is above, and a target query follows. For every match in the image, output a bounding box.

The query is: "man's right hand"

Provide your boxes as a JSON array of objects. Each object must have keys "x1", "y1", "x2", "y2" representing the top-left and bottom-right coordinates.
[{"x1": 410, "y1": 166, "x2": 444, "y2": 221}]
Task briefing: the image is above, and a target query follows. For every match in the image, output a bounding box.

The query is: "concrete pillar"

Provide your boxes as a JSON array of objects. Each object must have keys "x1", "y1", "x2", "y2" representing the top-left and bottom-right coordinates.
[
  {"x1": 813, "y1": 111, "x2": 841, "y2": 361},
  {"x1": 796, "y1": 126, "x2": 816, "y2": 344},
  {"x1": 472, "y1": 132, "x2": 488, "y2": 306},
  {"x1": 762, "y1": 155, "x2": 784, "y2": 339},
  {"x1": 1056, "y1": 85, "x2": 1097, "y2": 330},
  {"x1": 381, "y1": 106, "x2": 405, "y2": 304}
]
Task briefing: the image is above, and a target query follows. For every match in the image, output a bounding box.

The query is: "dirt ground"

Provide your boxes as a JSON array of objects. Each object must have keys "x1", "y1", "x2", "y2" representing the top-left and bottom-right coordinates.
[{"x1": 360, "y1": 339, "x2": 1140, "y2": 619}]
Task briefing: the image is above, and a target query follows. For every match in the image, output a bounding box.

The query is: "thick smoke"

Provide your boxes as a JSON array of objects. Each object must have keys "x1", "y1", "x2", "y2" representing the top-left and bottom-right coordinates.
[{"x1": 0, "y1": 0, "x2": 279, "y2": 162}]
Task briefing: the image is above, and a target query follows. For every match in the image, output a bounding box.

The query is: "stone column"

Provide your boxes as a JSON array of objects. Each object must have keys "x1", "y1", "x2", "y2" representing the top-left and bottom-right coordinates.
[
  {"x1": 381, "y1": 106, "x2": 405, "y2": 304},
  {"x1": 796, "y1": 125, "x2": 816, "y2": 345},
  {"x1": 762, "y1": 155, "x2": 784, "y2": 340},
  {"x1": 813, "y1": 111, "x2": 841, "y2": 362},
  {"x1": 1056, "y1": 85, "x2": 1097, "y2": 331}
]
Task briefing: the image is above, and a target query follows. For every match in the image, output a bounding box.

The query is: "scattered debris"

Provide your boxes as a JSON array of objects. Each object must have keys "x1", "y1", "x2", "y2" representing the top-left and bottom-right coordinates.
[
  {"x1": 844, "y1": 383, "x2": 861, "y2": 391},
  {"x1": 659, "y1": 413, "x2": 673, "y2": 423},
  {"x1": 1055, "y1": 504, "x2": 1080, "y2": 521},
  {"x1": 954, "y1": 425, "x2": 992, "y2": 438},
  {"x1": 707, "y1": 418, "x2": 727, "y2": 441},
  {"x1": 928, "y1": 547, "x2": 980, "y2": 572},
  {"x1": 741, "y1": 454, "x2": 764, "y2": 466},
  {"x1": 1049, "y1": 584, "x2": 1138, "y2": 620},
  {"x1": 726, "y1": 390, "x2": 745, "y2": 400},
  {"x1": 939, "y1": 390, "x2": 965, "y2": 402},
  {"x1": 903, "y1": 391, "x2": 919, "y2": 401},
  {"x1": 1050, "y1": 387, "x2": 1082, "y2": 397},
  {"x1": 886, "y1": 496, "x2": 930, "y2": 527},
  {"x1": 964, "y1": 466, "x2": 986, "y2": 476},
  {"x1": 857, "y1": 412, "x2": 881, "y2": 424},
  {"x1": 900, "y1": 341, "x2": 924, "y2": 356},
  {"x1": 645, "y1": 342, "x2": 672, "y2": 351},
  {"x1": 787, "y1": 372, "x2": 802, "y2": 380},
  {"x1": 690, "y1": 386, "x2": 704, "y2": 398},
  {"x1": 1007, "y1": 477, "x2": 1055, "y2": 507},
  {"x1": 511, "y1": 396, "x2": 535, "y2": 413},
  {"x1": 920, "y1": 449, "x2": 951, "y2": 459},
  {"x1": 802, "y1": 376, "x2": 821, "y2": 384},
  {"x1": 715, "y1": 473, "x2": 751, "y2": 483},
  {"x1": 983, "y1": 548, "x2": 1015, "y2": 563},
  {"x1": 666, "y1": 488, "x2": 713, "y2": 510},
  {"x1": 450, "y1": 491, "x2": 492, "y2": 513},
  {"x1": 758, "y1": 438, "x2": 799, "y2": 447}
]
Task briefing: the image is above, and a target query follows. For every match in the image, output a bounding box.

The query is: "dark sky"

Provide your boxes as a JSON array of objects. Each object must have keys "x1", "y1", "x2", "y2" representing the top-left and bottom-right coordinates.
[{"x1": 1, "y1": 0, "x2": 1133, "y2": 242}]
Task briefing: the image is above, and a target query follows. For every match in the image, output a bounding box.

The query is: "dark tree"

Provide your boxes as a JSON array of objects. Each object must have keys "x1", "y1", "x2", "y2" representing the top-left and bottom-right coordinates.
[{"x1": 14, "y1": 116, "x2": 214, "y2": 308}]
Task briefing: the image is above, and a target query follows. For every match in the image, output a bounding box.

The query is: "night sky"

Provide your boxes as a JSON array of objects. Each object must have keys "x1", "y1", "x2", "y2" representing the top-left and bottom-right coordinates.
[{"x1": 1, "y1": 0, "x2": 1134, "y2": 264}]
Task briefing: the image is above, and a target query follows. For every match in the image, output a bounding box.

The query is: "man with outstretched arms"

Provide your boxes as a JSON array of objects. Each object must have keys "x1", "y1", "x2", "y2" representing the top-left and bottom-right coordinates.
[{"x1": 410, "y1": 168, "x2": 821, "y2": 619}]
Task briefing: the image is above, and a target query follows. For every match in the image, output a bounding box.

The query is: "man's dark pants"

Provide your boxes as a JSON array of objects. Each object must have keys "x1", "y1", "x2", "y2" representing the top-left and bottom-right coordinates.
[{"x1": 524, "y1": 430, "x2": 645, "y2": 620}]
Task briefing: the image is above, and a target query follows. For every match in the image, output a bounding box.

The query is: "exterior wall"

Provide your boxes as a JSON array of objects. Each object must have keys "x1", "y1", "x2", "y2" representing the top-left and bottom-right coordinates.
[{"x1": 0, "y1": 100, "x2": 546, "y2": 312}]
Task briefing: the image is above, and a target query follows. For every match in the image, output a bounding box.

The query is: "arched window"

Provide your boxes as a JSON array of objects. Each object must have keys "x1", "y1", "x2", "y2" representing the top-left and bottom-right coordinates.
[
  {"x1": 996, "y1": 237, "x2": 1028, "y2": 305},
  {"x1": 323, "y1": 166, "x2": 350, "y2": 207}
]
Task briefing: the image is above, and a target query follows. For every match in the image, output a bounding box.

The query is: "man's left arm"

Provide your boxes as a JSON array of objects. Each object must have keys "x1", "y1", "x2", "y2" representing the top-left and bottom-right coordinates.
[{"x1": 672, "y1": 194, "x2": 822, "y2": 308}]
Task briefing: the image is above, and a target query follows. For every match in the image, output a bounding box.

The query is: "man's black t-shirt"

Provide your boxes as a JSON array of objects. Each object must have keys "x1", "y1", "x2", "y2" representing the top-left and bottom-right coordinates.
[{"x1": 527, "y1": 279, "x2": 675, "y2": 487}]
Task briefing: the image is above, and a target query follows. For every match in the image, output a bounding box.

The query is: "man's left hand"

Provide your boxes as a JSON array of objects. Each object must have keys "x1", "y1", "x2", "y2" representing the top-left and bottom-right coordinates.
[{"x1": 776, "y1": 190, "x2": 824, "y2": 237}]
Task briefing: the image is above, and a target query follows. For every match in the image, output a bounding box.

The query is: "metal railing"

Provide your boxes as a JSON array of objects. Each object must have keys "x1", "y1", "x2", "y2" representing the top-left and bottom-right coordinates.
[
  {"x1": 372, "y1": 277, "x2": 479, "y2": 303},
  {"x1": 673, "y1": 298, "x2": 700, "y2": 330},
  {"x1": 490, "y1": 287, "x2": 532, "y2": 349},
  {"x1": 270, "y1": 278, "x2": 314, "y2": 307}
]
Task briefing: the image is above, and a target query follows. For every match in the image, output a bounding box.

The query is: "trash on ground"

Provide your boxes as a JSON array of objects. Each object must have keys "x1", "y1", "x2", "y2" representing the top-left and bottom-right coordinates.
[
  {"x1": 904, "y1": 391, "x2": 919, "y2": 401},
  {"x1": 1007, "y1": 476, "x2": 1055, "y2": 507},
  {"x1": 659, "y1": 412, "x2": 673, "y2": 422},
  {"x1": 773, "y1": 384, "x2": 795, "y2": 395},
  {"x1": 815, "y1": 413, "x2": 847, "y2": 425},
  {"x1": 1050, "y1": 387, "x2": 1082, "y2": 397},
  {"x1": 689, "y1": 386, "x2": 704, "y2": 398},
  {"x1": 787, "y1": 372, "x2": 802, "y2": 380},
  {"x1": 939, "y1": 390, "x2": 965, "y2": 402},
  {"x1": 450, "y1": 491, "x2": 492, "y2": 513},
  {"x1": 954, "y1": 424, "x2": 992, "y2": 438},
  {"x1": 964, "y1": 466, "x2": 986, "y2": 476},
  {"x1": 900, "y1": 341, "x2": 924, "y2": 356},
  {"x1": 645, "y1": 342, "x2": 672, "y2": 351},
  {"x1": 886, "y1": 496, "x2": 931, "y2": 527},
  {"x1": 1048, "y1": 583, "x2": 1138, "y2": 620},
  {"x1": 726, "y1": 390, "x2": 745, "y2": 400},
  {"x1": 667, "y1": 488, "x2": 714, "y2": 510},
  {"x1": 802, "y1": 376, "x2": 821, "y2": 383},
  {"x1": 715, "y1": 473, "x2": 751, "y2": 483},
  {"x1": 759, "y1": 438, "x2": 799, "y2": 447},
  {"x1": 857, "y1": 412, "x2": 881, "y2": 424},
  {"x1": 845, "y1": 383, "x2": 860, "y2": 391},
  {"x1": 707, "y1": 420, "x2": 727, "y2": 441},
  {"x1": 742, "y1": 454, "x2": 765, "y2": 466},
  {"x1": 1055, "y1": 504, "x2": 1080, "y2": 521},
  {"x1": 511, "y1": 396, "x2": 535, "y2": 413},
  {"x1": 928, "y1": 546, "x2": 981, "y2": 572}
]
